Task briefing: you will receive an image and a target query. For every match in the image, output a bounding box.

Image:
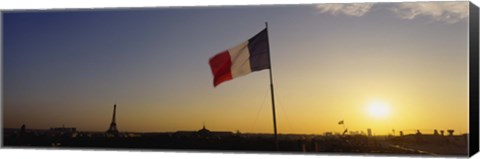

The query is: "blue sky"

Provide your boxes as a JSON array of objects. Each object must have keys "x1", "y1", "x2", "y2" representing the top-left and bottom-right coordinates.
[{"x1": 3, "y1": 2, "x2": 470, "y2": 134}]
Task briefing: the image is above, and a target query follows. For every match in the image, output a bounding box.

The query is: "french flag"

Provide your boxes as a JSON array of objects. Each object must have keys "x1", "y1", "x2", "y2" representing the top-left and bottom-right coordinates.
[{"x1": 209, "y1": 28, "x2": 270, "y2": 87}]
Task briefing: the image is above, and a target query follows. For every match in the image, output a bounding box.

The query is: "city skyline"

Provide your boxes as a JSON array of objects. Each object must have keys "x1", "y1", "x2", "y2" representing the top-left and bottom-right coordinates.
[{"x1": 3, "y1": 2, "x2": 470, "y2": 135}]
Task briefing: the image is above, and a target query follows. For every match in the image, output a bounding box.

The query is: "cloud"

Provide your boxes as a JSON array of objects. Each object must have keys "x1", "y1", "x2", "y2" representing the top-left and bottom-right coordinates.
[
  {"x1": 316, "y1": 3, "x2": 375, "y2": 17},
  {"x1": 392, "y1": 2, "x2": 469, "y2": 23}
]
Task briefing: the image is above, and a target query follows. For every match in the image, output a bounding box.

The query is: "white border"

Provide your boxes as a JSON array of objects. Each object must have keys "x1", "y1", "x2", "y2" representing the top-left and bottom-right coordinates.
[
  {"x1": 0, "y1": 0, "x2": 479, "y2": 159},
  {"x1": 0, "y1": 0, "x2": 476, "y2": 10}
]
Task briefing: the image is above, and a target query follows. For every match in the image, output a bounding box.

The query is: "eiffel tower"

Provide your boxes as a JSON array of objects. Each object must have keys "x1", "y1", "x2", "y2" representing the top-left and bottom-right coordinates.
[{"x1": 106, "y1": 104, "x2": 119, "y2": 135}]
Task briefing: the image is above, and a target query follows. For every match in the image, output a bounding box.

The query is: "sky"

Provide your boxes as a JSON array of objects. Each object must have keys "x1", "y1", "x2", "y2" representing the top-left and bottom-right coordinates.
[{"x1": 2, "y1": 1, "x2": 470, "y2": 135}]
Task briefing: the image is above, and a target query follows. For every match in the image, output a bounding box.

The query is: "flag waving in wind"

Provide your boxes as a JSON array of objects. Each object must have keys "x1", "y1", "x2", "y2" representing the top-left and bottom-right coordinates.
[{"x1": 209, "y1": 28, "x2": 270, "y2": 87}]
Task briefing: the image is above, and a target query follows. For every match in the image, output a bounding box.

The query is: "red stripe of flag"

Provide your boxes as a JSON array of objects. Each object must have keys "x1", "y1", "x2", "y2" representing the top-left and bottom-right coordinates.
[{"x1": 209, "y1": 50, "x2": 233, "y2": 87}]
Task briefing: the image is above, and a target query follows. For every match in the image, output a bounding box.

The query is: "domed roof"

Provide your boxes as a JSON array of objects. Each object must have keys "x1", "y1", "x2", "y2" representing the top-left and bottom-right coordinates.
[{"x1": 198, "y1": 125, "x2": 211, "y2": 134}]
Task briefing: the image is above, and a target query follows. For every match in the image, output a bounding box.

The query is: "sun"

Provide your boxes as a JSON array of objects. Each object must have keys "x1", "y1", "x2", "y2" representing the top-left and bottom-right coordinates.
[{"x1": 366, "y1": 101, "x2": 390, "y2": 118}]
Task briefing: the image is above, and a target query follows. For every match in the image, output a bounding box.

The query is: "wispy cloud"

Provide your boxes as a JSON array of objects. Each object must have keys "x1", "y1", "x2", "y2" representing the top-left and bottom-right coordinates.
[
  {"x1": 392, "y1": 2, "x2": 469, "y2": 23},
  {"x1": 316, "y1": 3, "x2": 375, "y2": 17}
]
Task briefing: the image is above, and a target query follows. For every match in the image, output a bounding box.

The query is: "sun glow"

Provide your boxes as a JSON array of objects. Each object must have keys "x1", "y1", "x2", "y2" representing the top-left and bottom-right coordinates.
[{"x1": 366, "y1": 101, "x2": 390, "y2": 118}]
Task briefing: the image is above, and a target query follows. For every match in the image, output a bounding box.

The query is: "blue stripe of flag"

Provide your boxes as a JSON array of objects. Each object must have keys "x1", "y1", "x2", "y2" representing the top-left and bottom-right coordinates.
[{"x1": 248, "y1": 28, "x2": 270, "y2": 71}]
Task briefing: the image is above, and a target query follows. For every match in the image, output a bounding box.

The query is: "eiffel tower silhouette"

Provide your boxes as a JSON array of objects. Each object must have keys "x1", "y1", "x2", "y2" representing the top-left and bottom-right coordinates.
[{"x1": 106, "y1": 104, "x2": 119, "y2": 135}]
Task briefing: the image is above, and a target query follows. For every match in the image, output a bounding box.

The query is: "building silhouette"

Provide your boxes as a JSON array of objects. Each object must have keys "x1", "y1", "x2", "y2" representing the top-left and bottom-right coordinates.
[
  {"x1": 447, "y1": 129, "x2": 454, "y2": 136},
  {"x1": 106, "y1": 104, "x2": 119, "y2": 136},
  {"x1": 174, "y1": 124, "x2": 234, "y2": 138}
]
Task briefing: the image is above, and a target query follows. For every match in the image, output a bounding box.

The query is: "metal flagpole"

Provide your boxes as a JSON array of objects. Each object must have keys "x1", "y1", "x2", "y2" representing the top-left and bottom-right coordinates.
[{"x1": 265, "y1": 22, "x2": 279, "y2": 151}]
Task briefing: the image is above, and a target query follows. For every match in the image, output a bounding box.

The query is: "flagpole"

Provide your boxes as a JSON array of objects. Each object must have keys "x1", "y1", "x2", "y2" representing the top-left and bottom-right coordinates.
[{"x1": 265, "y1": 22, "x2": 279, "y2": 151}]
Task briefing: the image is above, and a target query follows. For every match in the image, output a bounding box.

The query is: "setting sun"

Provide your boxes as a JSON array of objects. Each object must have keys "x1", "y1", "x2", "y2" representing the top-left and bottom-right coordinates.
[{"x1": 366, "y1": 101, "x2": 390, "y2": 118}]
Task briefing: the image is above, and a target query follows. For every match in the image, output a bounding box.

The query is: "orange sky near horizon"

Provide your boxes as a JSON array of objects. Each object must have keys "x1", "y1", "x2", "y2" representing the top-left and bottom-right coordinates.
[{"x1": 2, "y1": 2, "x2": 470, "y2": 135}]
